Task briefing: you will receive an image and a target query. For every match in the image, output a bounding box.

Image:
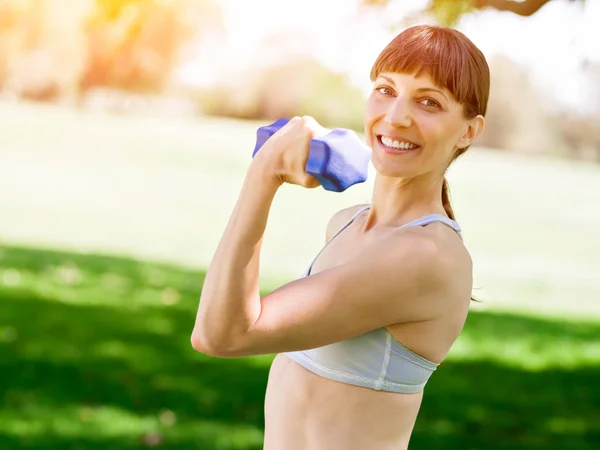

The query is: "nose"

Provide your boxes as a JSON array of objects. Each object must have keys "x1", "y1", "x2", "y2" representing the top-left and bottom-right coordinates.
[{"x1": 384, "y1": 96, "x2": 413, "y2": 128}]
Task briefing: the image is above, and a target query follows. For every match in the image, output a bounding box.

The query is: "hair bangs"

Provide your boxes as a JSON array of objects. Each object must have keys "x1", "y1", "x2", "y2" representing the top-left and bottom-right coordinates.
[{"x1": 369, "y1": 26, "x2": 488, "y2": 118}]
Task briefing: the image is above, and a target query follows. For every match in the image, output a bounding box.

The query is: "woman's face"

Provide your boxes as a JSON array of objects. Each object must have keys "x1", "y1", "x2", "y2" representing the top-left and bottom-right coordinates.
[{"x1": 364, "y1": 71, "x2": 483, "y2": 180}]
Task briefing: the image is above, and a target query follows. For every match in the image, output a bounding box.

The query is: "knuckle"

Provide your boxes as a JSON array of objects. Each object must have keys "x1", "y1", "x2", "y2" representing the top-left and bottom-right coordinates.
[
  {"x1": 302, "y1": 116, "x2": 316, "y2": 129},
  {"x1": 302, "y1": 122, "x2": 318, "y2": 136}
]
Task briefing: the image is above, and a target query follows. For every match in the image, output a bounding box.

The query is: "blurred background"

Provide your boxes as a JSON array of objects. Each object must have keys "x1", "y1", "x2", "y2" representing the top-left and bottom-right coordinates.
[{"x1": 1, "y1": 0, "x2": 599, "y2": 448}]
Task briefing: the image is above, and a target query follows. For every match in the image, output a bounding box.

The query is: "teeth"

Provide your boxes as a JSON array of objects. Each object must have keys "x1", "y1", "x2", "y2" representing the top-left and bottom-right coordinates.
[{"x1": 381, "y1": 136, "x2": 417, "y2": 150}]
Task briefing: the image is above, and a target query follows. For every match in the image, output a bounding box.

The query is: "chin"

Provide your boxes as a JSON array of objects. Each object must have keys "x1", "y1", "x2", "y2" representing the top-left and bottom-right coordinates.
[
  {"x1": 371, "y1": 158, "x2": 413, "y2": 179},
  {"x1": 371, "y1": 147, "x2": 418, "y2": 179}
]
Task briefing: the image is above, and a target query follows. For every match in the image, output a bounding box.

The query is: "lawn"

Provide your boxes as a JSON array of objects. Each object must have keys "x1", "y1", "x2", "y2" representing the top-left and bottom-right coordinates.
[{"x1": 1, "y1": 101, "x2": 599, "y2": 448}]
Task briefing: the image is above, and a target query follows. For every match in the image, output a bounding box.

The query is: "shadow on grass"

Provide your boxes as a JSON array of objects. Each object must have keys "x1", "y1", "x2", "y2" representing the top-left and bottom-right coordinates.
[{"x1": 0, "y1": 244, "x2": 598, "y2": 449}]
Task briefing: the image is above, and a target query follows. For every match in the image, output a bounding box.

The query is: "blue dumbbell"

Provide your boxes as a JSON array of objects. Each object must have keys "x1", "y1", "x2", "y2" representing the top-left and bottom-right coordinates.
[{"x1": 252, "y1": 118, "x2": 371, "y2": 192}]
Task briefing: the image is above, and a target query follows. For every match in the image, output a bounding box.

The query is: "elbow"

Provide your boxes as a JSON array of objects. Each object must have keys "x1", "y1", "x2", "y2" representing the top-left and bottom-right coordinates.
[
  {"x1": 190, "y1": 328, "x2": 223, "y2": 357},
  {"x1": 190, "y1": 334, "x2": 215, "y2": 356},
  {"x1": 190, "y1": 328, "x2": 246, "y2": 358}
]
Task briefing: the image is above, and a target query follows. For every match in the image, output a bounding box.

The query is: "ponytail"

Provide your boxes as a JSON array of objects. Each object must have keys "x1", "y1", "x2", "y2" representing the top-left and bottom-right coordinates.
[
  {"x1": 443, "y1": 146, "x2": 470, "y2": 221},
  {"x1": 442, "y1": 176, "x2": 480, "y2": 302},
  {"x1": 441, "y1": 177, "x2": 455, "y2": 221}
]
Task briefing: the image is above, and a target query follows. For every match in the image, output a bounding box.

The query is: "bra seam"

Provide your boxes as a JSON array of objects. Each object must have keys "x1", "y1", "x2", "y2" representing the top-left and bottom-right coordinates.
[
  {"x1": 287, "y1": 352, "x2": 427, "y2": 392},
  {"x1": 374, "y1": 332, "x2": 392, "y2": 390}
]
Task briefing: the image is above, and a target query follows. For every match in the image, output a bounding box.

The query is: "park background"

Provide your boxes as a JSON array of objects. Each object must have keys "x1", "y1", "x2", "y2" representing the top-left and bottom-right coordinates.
[{"x1": 1, "y1": 0, "x2": 599, "y2": 448}]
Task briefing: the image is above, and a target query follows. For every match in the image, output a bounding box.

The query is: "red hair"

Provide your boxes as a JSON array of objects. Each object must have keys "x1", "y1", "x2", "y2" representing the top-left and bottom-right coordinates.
[{"x1": 370, "y1": 25, "x2": 490, "y2": 220}]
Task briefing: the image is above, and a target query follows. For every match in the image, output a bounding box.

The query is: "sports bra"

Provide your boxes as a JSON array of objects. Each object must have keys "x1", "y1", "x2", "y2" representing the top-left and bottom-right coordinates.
[{"x1": 282, "y1": 205, "x2": 462, "y2": 394}]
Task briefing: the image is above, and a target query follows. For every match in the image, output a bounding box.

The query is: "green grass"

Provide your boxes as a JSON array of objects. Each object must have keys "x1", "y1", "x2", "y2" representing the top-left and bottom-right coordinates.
[
  {"x1": 1, "y1": 101, "x2": 600, "y2": 448},
  {"x1": 1, "y1": 245, "x2": 599, "y2": 449}
]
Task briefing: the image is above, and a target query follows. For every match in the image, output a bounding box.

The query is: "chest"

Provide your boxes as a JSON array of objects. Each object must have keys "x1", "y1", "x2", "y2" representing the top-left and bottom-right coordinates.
[{"x1": 308, "y1": 228, "x2": 385, "y2": 276}]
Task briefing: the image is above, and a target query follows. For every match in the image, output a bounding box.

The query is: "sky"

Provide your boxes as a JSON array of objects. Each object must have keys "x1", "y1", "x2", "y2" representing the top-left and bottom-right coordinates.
[{"x1": 183, "y1": 0, "x2": 600, "y2": 114}]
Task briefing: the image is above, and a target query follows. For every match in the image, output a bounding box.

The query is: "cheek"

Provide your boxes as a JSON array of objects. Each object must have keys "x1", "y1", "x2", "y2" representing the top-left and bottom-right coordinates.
[
  {"x1": 420, "y1": 117, "x2": 463, "y2": 150},
  {"x1": 363, "y1": 100, "x2": 379, "y2": 145},
  {"x1": 415, "y1": 120, "x2": 460, "y2": 167},
  {"x1": 363, "y1": 99, "x2": 377, "y2": 124},
  {"x1": 417, "y1": 114, "x2": 445, "y2": 140}
]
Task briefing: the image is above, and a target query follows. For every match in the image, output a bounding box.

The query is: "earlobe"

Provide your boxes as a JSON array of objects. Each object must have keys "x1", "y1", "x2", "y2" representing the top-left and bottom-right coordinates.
[{"x1": 459, "y1": 115, "x2": 485, "y2": 149}]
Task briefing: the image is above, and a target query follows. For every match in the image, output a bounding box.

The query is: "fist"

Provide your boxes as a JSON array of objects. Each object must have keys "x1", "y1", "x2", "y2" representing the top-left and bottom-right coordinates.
[{"x1": 254, "y1": 116, "x2": 328, "y2": 189}]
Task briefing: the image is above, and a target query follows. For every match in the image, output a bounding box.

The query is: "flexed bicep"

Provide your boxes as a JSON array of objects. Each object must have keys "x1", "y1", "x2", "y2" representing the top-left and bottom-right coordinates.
[{"x1": 217, "y1": 231, "x2": 456, "y2": 357}]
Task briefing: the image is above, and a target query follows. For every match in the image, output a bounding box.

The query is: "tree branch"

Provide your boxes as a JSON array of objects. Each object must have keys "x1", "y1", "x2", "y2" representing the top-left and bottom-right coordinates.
[
  {"x1": 362, "y1": 0, "x2": 556, "y2": 17},
  {"x1": 473, "y1": 0, "x2": 552, "y2": 16}
]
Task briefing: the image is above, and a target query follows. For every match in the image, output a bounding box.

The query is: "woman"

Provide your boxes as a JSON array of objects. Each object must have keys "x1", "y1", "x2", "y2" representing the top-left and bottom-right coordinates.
[{"x1": 192, "y1": 24, "x2": 489, "y2": 449}]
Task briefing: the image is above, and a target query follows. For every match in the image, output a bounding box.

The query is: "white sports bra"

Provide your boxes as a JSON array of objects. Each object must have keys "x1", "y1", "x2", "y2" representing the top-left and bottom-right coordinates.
[{"x1": 282, "y1": 205, "x2": 462, "y2": 393}]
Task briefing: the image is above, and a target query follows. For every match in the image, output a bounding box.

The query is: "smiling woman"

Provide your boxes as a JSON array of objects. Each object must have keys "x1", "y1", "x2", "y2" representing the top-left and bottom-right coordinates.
[
  {"x1": 192, "y1": 24, "x2": 490, "y2": 450},
  {"x1": 366, "y1": 25, "x2": 488, "y2": 221}
]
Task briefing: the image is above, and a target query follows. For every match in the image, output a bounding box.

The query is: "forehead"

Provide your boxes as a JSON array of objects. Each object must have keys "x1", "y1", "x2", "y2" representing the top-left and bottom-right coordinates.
[{"x1": 377, "y1": 71, "x2": 443, "y2": 89}]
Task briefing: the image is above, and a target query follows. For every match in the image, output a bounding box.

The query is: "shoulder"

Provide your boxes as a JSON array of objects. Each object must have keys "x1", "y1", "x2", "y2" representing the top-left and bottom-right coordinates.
[
  {"x1": 381, "y1": 225, "x2": 473, "y2": 308},
  {"x1": 314, "y1": 225, "x2": 472, "y2": 325},
  {"x1": 325, "y1": 203, "x2": 370, "y2": 241}
]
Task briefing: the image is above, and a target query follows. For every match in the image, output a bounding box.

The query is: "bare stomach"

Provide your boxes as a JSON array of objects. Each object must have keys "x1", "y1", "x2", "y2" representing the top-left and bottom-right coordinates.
[{"x1": 263, "y1": 354, "x2": 423, "y2": 450}]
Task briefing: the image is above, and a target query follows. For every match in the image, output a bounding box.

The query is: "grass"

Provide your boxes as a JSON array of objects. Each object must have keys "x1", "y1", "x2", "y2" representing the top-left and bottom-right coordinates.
[
  {"x1": 1, "y1": 245, "x2": 599, "y2": 449},
  {"x1": 1, "y1": 101, "x2": 599, "y2": 448}
]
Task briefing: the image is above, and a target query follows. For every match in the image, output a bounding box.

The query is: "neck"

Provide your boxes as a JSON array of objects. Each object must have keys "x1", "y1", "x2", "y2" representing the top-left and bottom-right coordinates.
[{"x1": 363, "y1": 173, "x2": 446, "y2": 231}]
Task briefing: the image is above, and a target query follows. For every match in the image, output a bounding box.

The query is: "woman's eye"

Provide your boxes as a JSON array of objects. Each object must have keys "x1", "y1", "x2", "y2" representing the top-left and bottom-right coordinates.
[
  {"x1": 376, "y1": 86, "x2": 393, "y2": 96},
  {"x1": 420, "y1": 98, "x2": 440, "y2": 108}
]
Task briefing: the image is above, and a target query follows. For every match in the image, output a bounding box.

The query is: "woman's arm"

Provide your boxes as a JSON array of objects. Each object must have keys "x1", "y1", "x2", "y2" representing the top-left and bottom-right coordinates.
[
  {"x1": 192, "y1": 117, "x2": 321, "y2": 355},
  {"x1": 191, "y1": 117, "x2": 470, "y2": 358},
  {"x1": 191, "y1": 162, "x2": 282, "y2": 355},
  {"x1": 195, "y1": 225, "x2": 466, "y2": 358}
]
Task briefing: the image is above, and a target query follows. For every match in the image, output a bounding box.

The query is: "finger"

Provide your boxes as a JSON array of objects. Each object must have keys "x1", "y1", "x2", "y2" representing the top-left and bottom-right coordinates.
[
  {"x1": 302, "y1": 116, "x2": 329, "y2": 138},
  {"x1": 273, "y1": 116, "x2": 301, "y2": 134}
]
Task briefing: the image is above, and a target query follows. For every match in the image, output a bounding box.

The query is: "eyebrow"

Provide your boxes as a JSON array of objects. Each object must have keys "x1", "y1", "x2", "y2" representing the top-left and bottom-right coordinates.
[{"x1": 377, "y1": 75, "x2": 449, "y2": 101}]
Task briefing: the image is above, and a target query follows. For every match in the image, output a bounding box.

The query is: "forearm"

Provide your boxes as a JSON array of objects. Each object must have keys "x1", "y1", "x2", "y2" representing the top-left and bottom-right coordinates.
[{"x1": 192, "y1": 163, "x2": 282, "y2": 353}]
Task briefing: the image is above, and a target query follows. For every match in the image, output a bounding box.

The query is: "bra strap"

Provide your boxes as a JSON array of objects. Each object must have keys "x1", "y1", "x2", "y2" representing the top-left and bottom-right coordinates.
[
  {"x1": 304, "y1": 204, "x2": 370, "y2": 276},
  {"x1": 400, "y1": 213, "x2": 462, "y2": 239}
]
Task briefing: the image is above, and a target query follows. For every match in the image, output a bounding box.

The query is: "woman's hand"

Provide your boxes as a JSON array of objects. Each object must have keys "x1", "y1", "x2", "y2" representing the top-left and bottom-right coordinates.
[
  {"x1": 251, "y1": 116, "x2": 328, "y2": 189},
  {"x1": 193, "y1": 116, "x2": 329, "y2": 353}
]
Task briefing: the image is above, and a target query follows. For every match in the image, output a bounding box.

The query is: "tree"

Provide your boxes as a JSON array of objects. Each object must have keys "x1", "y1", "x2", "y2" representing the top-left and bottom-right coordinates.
[
  {"x1": 81, "y1": 0, "x2": 223, "y2": 93},
  {"x1": 0, "y1": 0, "x2": 223, "y2": 100},
  {"x1": 361, "y1": 0, "x2": 585, "y2": 27}
]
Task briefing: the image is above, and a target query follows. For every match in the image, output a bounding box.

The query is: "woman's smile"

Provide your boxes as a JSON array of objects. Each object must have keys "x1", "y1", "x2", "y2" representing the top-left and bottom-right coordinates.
[{"x1": 376, "y1": 134, "x2": 422, "y2": 155}]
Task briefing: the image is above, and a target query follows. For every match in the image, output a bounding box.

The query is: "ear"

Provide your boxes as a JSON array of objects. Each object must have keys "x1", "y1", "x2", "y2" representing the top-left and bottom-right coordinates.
[{"x1": 457, "y1": 115, "x2": 485, "y2": 149}]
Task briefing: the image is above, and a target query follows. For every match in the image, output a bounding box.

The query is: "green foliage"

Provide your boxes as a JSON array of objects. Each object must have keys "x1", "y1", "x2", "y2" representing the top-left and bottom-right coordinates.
[
  {"x1": 427, "y1": 0, "x2": 475, "y2": 27},
  {"x1": 361, "y1": 0, "x2": 585, "y2": 25},
  {"x1": 361, "y1": 0, "x2": 476, "y2": 25}
]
